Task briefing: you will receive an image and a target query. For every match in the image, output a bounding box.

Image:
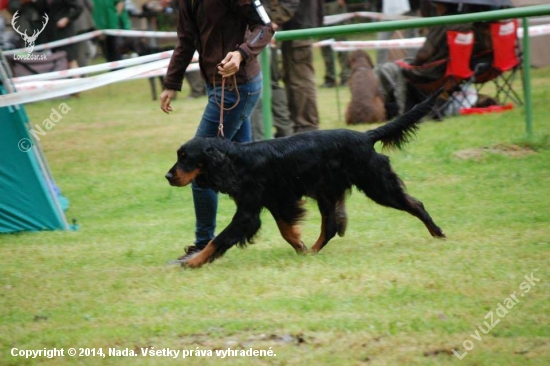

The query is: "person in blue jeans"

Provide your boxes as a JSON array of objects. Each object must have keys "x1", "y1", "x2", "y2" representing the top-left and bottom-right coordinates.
[{"x1": 160, "y1": 0, "x2": 273, "y2": 262}]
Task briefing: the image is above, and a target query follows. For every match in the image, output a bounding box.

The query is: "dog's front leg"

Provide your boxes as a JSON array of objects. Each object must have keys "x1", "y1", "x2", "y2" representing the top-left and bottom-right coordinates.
[{"x1": 182, "y1": 204, "x2": 262, "y2": 268}]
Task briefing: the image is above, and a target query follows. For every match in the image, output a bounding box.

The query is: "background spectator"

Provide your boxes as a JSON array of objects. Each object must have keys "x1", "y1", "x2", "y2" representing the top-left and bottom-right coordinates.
[
  {"x1": 74, "y1": 0, "x2": 96, "y2": 69},
  {"x1": 93, "y1": 0, "x2": 130, "y2": 62},
  {"x1": 375, "y1": 0, "x2": 468, "y2": 115},
  {"x1": 44, "y1": 0, "x2": 83, "y2": 71},
  {"x1": 271, "y1": 0, "x2": 324, "y2": 133}
]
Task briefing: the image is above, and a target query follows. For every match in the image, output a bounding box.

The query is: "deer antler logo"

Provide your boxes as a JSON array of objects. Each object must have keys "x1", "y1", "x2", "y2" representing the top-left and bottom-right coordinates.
[{"x1": 11, "y1": 11, "x2": 49, "y2": 54}]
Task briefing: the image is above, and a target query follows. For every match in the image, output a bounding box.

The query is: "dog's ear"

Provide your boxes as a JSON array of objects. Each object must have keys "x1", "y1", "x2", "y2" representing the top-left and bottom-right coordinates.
[
  {"x1": 198, "y1": 139, "x2": 240, "y2": 190},
  {"x1": 202, "y1": 141, "x2": 230, "y2": 169}
]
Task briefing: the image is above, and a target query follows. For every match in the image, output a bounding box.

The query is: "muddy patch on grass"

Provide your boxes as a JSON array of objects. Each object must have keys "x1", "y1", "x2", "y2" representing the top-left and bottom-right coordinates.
[
  {"x1": 176, "y1": 332, "x2": 310, "y2": 349},
  {"x1": 454, "y1": 144, "x2": 537, "y2": 161}
]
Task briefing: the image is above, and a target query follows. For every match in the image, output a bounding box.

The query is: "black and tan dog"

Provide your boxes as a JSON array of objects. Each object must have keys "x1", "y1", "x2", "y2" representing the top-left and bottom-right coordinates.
[
  {"x1": 166, "y1": 94, "x2": 445, "y2": 268},
  {"x1": 345, "y1": 50, "x2": 386, "y2": 124}
]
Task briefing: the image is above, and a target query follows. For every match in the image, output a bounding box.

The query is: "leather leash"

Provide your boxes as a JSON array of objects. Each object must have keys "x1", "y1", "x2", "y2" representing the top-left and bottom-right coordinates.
[{"x1": 213, "y1": 67, "x2": 240, "y2": 138}]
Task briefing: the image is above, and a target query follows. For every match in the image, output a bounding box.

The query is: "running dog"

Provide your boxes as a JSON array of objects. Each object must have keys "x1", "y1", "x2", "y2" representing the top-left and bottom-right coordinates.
[{"x1": 166, "y1": 93, "x2": 445, "y2": 268}]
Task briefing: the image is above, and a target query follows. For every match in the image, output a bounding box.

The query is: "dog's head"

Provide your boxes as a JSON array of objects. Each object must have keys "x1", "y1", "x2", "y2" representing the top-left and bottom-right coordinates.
[
  {"x1": 349, "y1": 50, "x2": 374, "y2": 69},
  {"x1": 165, "y1": 137, "x2": 233, "y2": 188},
  {"x1": 165, "y1": 138, "x2": 206, "y2": 187}
]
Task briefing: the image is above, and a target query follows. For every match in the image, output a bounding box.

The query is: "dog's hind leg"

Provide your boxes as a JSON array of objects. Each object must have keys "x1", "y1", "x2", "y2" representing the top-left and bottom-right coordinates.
[
  {"x1": 311, "y1": 197, "x2": 341, "y2": 253},
  {"x1": 356, "y1": 165, "x2": 445, "y2": 238},
  {"x1": 401, "y1": 194, "x2": 445, "y2": 238}
]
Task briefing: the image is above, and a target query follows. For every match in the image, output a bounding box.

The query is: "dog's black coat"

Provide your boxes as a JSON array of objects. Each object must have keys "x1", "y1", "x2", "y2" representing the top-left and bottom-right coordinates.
[{"x1": 166, "y1": 93, "x2": 445, "y2": 267}]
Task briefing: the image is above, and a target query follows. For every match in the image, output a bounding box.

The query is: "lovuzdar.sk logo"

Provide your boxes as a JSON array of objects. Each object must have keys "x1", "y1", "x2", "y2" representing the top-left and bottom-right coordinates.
[{"x1": 11, "y1": 10, "x2": 49, "y2": 54}]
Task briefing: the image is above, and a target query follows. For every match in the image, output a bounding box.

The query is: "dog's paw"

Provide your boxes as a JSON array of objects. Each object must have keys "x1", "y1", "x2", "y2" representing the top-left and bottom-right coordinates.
[
  {"x1": 180, "y1": 251, "x2": 204, "y2": 269},
  {"x1": 294, "y1": 242, "x2": 308, "y2": 254},
  {"x1": 180, "y1": 261, "x2": 203, "y2": 269},
  {"x1": 433, "y1": 228, "x2": 446, "y2": 239}
]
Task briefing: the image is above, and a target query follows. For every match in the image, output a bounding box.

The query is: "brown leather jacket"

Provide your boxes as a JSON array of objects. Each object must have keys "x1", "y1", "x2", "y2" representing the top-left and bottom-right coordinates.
[{"x1": 164, "y1": 0, "x2": 274, "y2": 90}]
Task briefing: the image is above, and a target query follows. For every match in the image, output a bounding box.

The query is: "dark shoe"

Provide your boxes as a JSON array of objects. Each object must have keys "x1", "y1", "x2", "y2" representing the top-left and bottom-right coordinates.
[
  {"x1": 321, "y1": 81, "x2": 336, "y2": 88},
  {"x1": 166, "y1": 245, "x2": 205, "y2": 265}
]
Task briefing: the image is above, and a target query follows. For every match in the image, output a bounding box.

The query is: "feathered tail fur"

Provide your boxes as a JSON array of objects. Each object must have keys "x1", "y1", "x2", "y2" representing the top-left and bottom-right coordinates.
[{"x1": 366, "y1": 90, "x2": 442, "y2": 150}]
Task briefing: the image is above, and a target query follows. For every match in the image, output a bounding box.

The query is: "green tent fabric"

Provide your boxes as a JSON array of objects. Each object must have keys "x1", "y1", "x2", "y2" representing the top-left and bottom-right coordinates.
[{"x1": 0, "y1": 102, "x2": 69, "y2": 233}]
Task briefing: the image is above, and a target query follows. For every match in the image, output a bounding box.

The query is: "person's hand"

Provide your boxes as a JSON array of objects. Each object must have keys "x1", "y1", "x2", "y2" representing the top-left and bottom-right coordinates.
[
  {"x1": 160, "y1": 89, "x2": 176, "y2": 114},
  {"x1": 57, "y1": 17, "x2": 69, "y2": 28},
  {"x1": 217, "y1": 51, "x2": 243, "y2": 78}
]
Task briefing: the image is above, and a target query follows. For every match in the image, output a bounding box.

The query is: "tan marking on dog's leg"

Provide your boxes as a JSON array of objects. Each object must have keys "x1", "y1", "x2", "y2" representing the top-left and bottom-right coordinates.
[
  {"x1": 310, "y1": 218, "x2": 326, "y2": 253},
  {"x1": 183, "y1": 240, "x2": 216, "y2": 268},
  {"x1": 275, "y1": 220, "x2": 307, "y2": 253}
]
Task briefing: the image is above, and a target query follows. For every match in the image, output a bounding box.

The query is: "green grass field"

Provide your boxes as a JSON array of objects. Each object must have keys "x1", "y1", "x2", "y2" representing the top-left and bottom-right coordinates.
[{"x1": 1, "y1": 52, "x2": 549, "y2": 365}]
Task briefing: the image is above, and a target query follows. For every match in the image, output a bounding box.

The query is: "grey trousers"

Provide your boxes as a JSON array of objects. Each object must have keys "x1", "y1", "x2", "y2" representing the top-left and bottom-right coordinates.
[
  {"x1": 251, "y1": 46, "x2": 294, "y2": 141},
  {"x1": 374, "y1": 62, "x2": 407, "y2": 115},
  {"x1": 281, "y1": 40, "x2": 319, "y2": 132}
]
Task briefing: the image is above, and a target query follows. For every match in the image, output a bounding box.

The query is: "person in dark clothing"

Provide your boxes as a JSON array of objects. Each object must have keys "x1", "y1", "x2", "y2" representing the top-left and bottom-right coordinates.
[
  {"x1": 160, "y1": 0, "x2": 274, "y2": 262},
  {"x1": 46, "y1": 0, "x2": 83, "y2": 68},
  {"x1": 157, "y1": 0, "x2": 205, "y2": 98}
]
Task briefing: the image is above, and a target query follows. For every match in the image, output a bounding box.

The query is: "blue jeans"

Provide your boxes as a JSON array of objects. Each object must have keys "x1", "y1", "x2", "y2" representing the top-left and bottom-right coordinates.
[{"x1": 192, "y1": 72, "x2": 262, "y2": 247}]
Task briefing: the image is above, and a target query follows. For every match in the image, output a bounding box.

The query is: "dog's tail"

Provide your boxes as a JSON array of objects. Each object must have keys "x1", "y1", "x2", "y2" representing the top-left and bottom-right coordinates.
[{"x1": 365, "y1": 89, "x2": 442, "y2": 150}]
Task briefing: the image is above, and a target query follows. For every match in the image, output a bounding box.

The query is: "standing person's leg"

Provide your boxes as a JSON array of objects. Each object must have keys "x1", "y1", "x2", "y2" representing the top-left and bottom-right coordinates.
[
  {"x1": 271, "y1": 82, "x2": 294, "y2": 138},
  {"x1": 321, "y1": 1, "x2": 339, "y2": 87},
  {"x1": 282, "y1": 41, "x2": 319, "y2": 133},
  {"x1": 321, "y1": 44, "x2": 336, "y2": 87},
  {"x1": 270, "y1": 46, "x2": 293, "y2": 138},
  {"x1": 189, "y1": 73, "x2": 262, "y2": 252}
]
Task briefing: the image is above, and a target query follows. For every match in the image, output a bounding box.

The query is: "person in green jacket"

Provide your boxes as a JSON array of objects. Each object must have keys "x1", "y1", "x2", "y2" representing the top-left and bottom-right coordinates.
[{"x1": 93, "y1": 0, "x2": 130, "y2": 61}]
